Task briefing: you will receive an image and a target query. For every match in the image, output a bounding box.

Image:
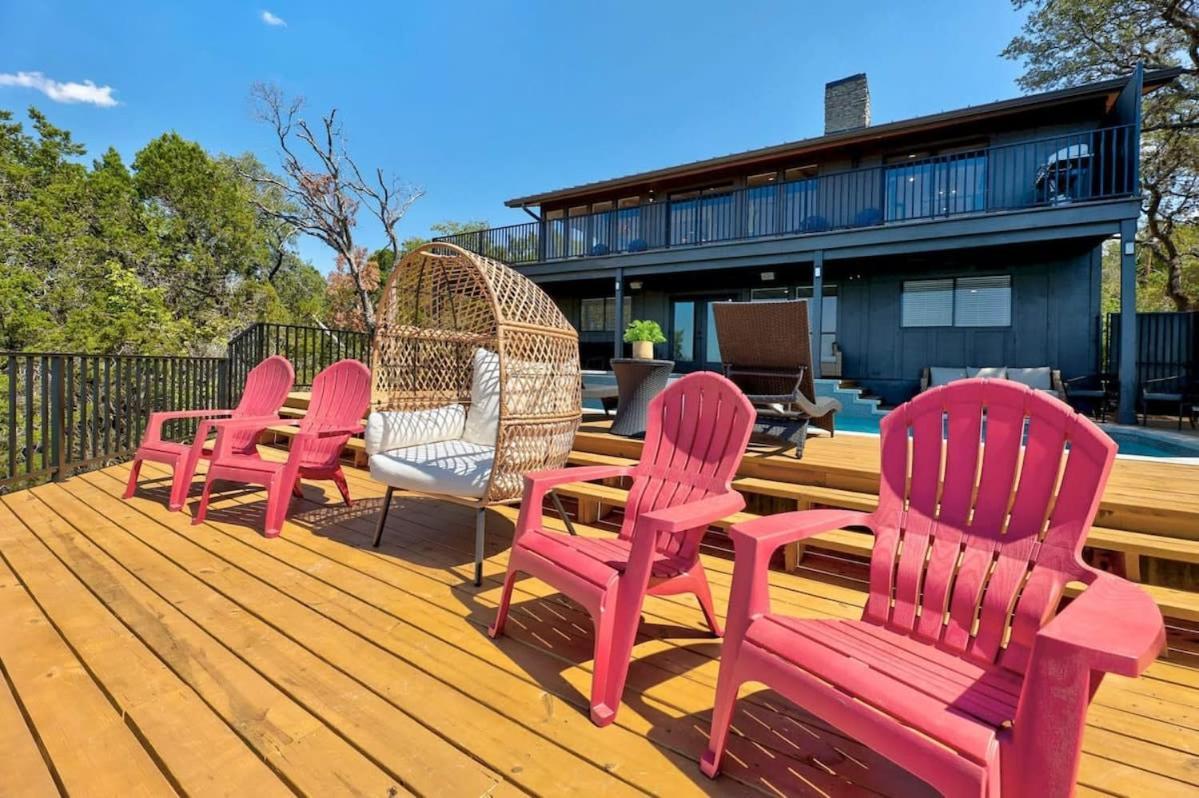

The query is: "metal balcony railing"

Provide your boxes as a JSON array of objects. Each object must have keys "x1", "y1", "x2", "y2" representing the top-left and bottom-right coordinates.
[{"x1": 435, "y1": 123, "x2": 1137, "y2": 265}]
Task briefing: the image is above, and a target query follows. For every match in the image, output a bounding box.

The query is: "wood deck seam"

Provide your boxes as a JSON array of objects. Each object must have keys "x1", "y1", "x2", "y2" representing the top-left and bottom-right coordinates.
[{"x1": 0, "y1": 639, "x2": 67, "y2": 797}]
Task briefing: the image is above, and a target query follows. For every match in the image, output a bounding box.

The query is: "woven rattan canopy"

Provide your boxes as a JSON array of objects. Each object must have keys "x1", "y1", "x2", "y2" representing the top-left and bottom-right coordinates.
[{"x1": 371, "y1": 242, "x2": 581, "y2": 503}]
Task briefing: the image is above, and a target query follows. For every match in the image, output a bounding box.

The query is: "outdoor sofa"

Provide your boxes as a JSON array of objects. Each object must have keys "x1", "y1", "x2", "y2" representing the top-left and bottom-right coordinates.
[{"x1": 920, "y1": 365, "x2": 1065, "y2": 399}]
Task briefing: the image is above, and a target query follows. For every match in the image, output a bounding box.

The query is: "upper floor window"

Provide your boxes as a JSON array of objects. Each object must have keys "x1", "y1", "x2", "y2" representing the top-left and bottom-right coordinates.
[
  {"x1": 885, "y1": 152, "x2": 987, "y2": 222},
  {"x1": 902, "y1": 275, "x2": 1011, "y2": 328}
]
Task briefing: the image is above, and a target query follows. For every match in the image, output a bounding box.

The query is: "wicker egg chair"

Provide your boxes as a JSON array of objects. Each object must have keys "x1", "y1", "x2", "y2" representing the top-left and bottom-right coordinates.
[{"x1": 367, "y1": 242, "x2": 581, "y2": 585}]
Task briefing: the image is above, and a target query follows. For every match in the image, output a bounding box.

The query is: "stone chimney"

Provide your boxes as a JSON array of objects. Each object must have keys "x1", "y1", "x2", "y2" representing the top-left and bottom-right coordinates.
[{"x1": 824, "y1": 73, "x2": 870, "y2": 134}]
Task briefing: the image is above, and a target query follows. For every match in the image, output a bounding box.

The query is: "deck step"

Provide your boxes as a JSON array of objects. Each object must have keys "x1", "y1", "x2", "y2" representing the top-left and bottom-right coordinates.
[{"x1": 547, "y1": 469, "x2": 1199, "y2": 621}]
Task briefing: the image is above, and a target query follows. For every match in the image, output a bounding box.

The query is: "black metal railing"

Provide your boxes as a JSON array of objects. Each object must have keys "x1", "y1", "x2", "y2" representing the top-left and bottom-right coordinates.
[
  {"x1": 226, "y1": 323, "x2": 371, "y2": 402},
  {"x1": 1, "y1": 322, "x2": 372, "y2": 490},
  {"x1": 435, "y1": 124, "x2": 1137, "y2": 265},
  {"x1": 1106, "y1": 311, "x2": 1198, "y2": 385},
  {"x1": 1, "y1": 353, "x2": 227, "y2": 490}
]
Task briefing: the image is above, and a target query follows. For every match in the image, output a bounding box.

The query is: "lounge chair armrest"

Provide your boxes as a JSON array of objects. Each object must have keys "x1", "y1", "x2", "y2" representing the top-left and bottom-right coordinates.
[
  {"x1": 1035, "y1": 573, "x2": 1165, "y2": 677},
  {"x1": 143, "y1": 408, "x2": 234, "y2": 442},
  {"x1": 1142, "y1": 374, "x2": 1181, "y2": 387},
  {"x1": 636, "y1": 490, "x2": 745, "y2": 536}
]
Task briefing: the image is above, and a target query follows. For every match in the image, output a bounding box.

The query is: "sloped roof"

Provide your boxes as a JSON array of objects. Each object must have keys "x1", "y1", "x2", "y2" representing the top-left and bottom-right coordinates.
[{"x1": 506, "y1": 67, "x2": 1181, "y2": 208}]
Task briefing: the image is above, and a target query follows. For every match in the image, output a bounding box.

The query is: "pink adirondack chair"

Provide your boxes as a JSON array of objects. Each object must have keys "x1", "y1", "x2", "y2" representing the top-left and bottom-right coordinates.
[
  {"x1": 193, "y1": 359, "x2": 371, "y2": 538},
  {"x1": 702, "y1": 378, "x2": 1166, "y2": 797},
  {"x1": 124, "y1": 355, "x2": 295, "y2": 511},
  {"x1": 490, "y1": 371, "x2": 756, "y2": 726}
]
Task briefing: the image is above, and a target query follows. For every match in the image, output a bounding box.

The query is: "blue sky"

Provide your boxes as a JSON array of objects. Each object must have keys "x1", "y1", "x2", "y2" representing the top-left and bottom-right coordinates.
[{"x1": 1, "y1": 1, "x2": 1030, "y2": 272}]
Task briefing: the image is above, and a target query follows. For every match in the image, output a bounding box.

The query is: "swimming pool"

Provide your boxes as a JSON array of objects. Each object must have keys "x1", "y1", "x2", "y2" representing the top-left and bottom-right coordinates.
[{"x1": 834, "y1": 414, "x2": 1199, "y2": 460}]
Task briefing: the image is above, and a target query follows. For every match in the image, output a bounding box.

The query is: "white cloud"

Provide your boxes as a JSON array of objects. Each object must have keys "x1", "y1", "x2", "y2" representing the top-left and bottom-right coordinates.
[
  {"x1": 0, "y1": 71, "x2": 118, "y2": 107},
  {"x1": 261, "y1": 10, "x2": 287, "y2": 26}
]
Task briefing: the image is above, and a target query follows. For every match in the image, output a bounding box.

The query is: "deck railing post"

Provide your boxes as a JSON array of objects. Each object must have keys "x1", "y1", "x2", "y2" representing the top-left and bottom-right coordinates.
[{"x1": 50, "y1": 355, "x2": 66, "y2": 482}]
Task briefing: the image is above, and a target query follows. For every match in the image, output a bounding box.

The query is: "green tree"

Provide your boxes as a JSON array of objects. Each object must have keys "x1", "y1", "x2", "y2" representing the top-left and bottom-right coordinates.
[
  {"x1": 1003, "y1": 0, "x2": 1199, "y2": 309},
  {"x1": 0, "y1": 107, "x2": 333, "y2": 354}
]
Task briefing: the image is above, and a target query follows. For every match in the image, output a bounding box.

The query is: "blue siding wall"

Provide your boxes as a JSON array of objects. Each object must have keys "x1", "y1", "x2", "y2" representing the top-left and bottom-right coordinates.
[{"x1": 836, "y1": 242, "x2": 1102, "y2": 404}]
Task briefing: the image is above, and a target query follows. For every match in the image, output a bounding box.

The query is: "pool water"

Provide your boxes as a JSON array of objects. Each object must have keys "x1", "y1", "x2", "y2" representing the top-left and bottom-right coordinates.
[{"x1": 834, "y1": 414, "x2": 1199, "y2": 460}]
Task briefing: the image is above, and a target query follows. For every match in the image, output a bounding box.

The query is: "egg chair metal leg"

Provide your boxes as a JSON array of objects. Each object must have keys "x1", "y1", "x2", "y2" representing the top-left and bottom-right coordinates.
[
  {"x1": 474, "y1": 508, "x2": 486, "y2": 587},
  {"x1": 550, "y1": 490, "x2": 578, "y2": 536},
  {"x1": 372, "y1": 487, "x2": 395, "y2": 548}
]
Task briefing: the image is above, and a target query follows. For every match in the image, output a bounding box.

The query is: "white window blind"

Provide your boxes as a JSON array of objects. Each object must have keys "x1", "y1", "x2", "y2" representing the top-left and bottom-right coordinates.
[
  {"x1": 954, "y1": 275, "x2": 1011, "y2": 327},
  {"x1": 902, "y1": 279, "x2": 954, "y2": 327}
]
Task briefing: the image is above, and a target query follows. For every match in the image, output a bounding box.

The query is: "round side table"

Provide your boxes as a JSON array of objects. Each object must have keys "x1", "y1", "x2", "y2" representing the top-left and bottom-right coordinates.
[{"x1": 609, "y1": 358, "x2": 674, "y2": 437}]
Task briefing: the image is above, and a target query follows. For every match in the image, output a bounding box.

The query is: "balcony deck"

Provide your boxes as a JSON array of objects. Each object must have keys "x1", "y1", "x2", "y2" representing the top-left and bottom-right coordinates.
[
  {"x1": 2, "y1": 446, "x2": 1198, "y2": 796},
  {"x1": 434, "y1": 124, "x2": 1136, "y2": 270}
]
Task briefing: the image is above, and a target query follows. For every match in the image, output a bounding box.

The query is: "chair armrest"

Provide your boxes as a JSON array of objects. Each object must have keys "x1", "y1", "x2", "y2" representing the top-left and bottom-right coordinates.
[
  {"x1": 513, "y1": 465, "x2": 635, "y2": 540},
  {"x1": 308, "y1": 424, "x2": 365, "y2": 439},
  {"x1": 729, "y1": 509, "x2": 875, "y2": 556},
  {"x1": 1142, "y1": 375, "x2": 1181, "y2": 389},
  {"x1": 724, "y1": 510, "x2": 875, "y2": 626},
  {"x1": 1036, "y1": 573, "x2": 1165, "y2": 677},
  {"x1": 1063, "y1": 374, "x2": 1095, "y2": 386},
  {"x1": 635, "y1": 490, "x2": 746, "y2": 536},
  {"x1": 210, "y1": 417, "x2": 293, "y2": 458},
  {"x1": 143, "y1": 408, "x2": 234, "y2": 443},
  {"x1": 526, "y1": 465, "x2": 634, "y2": 491}
]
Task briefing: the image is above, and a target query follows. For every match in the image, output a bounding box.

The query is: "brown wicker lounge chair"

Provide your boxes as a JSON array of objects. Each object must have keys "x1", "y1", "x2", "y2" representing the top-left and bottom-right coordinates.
[
  {"x1": 711, "y1": 300, "x2": 840, "y2": 457},
  {"x1": 367, "y1": 243, "x2": 582, "y2": 585}
]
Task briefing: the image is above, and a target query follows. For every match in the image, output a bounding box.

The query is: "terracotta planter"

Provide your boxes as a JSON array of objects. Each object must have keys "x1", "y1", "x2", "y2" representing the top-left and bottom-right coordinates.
[{"x1": 631, "y1": 340, "x2": 654, "y2": 360}]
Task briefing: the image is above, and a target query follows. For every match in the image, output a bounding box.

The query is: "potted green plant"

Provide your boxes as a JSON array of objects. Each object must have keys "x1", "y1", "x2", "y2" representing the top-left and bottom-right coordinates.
[{"x1": 623, "y1": 319, "x2": 666, "y2": 360}]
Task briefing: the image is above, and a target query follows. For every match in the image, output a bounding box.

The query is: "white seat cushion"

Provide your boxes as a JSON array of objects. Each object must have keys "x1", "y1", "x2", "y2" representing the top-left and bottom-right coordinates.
[
  {"x1": 968, "y1": 366, "x2": 1007, "y2": 380},
  {"x1": 368, "y1": 440, "x2": 494, "y2": 499},
  {"x1": 364, "y1": 405, "x2": 466, "y2": 456},
  {"x1": 1007, "y1": 367, "x2": 1053, "y2": 391},
  {"x1": 463, "y1": 348, "x2": 501, "y2": 446},
  {"x1": 930, "y1": 366, "x2": 968, "y2": 388}
]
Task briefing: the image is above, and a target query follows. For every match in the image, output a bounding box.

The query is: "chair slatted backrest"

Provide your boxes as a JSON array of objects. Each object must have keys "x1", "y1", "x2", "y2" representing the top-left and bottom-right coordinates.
[
  {"x1": 867, "y1": 378, "x2": 1117, "y2": 671},
  {"x1": 299, "y1": 360, "x2": 372, "y2": 468},
  {"x1": 227, "y1": 356, "x2": 295, "y2": 453},
  {"x1": 711, "y1": 300, "x2": 817, "y2": 402},
  {"x1": 620, "y1": 372, "x2": 755, "y2": 561}
]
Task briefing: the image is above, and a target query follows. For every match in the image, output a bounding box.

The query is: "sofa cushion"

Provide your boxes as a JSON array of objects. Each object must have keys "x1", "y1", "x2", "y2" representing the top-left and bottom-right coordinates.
[
  {"x1": 368, "y1": 440, "x2": 494, "y2": 499},
  {"x1": 1007, "y1": 367, "x2": 1052, "y2": 391},
  {"x1": 364, "y1": 405, "x2": 466, "y2": 456},
  {"x1": 968, "y1": 366, "x2": 1007, "y2": 380},
  {"x1": 463, "y1": 348, "x2": 501, "y2": 446},
  {"x1": 930, "y1": 367, "x2": 968, "y2": 388}
]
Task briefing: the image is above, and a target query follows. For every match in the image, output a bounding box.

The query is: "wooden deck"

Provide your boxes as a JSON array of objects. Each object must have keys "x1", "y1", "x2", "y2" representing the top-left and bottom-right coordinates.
[{"x1": 2, "y1": 452, "x2": 1198, "y2": 796}]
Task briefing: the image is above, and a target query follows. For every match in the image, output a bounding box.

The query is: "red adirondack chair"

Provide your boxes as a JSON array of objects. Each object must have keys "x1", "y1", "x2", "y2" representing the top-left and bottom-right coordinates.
[
  {"x1": 124, "y1": 355, "x2": 295, "y2": 511},
  {"x1": 193, "y1": 359, "x2": 371, "y2": 538},
  {"x1": 490, "y1": 371, "x2": 756, "y2": 726},
  {"x1": 702, "y1": 378, "x2": 1166, "y2": 797}
]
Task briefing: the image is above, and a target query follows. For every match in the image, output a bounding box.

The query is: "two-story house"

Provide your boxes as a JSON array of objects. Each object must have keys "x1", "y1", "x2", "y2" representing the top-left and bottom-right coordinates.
[{"x1": 436, "y1": 66, "x2": 1179, "y2": 422}]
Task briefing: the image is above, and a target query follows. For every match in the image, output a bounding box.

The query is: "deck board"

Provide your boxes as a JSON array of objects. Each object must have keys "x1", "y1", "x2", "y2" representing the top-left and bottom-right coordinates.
[{"x1": 0, "y1": 452, "x2": 1194, "y2": 796}]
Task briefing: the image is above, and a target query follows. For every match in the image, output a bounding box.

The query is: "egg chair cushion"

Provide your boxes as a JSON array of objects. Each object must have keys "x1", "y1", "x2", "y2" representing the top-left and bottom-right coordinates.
[
  {"x1": 368, "y1": 440, "x2": 495, "y2": 499},
  {"x1": 364, "y1": 404, "x2": 467, "y2": 456},
  {"x1": 463, "y1": 347, "x2": 501, "y2": 446}
]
